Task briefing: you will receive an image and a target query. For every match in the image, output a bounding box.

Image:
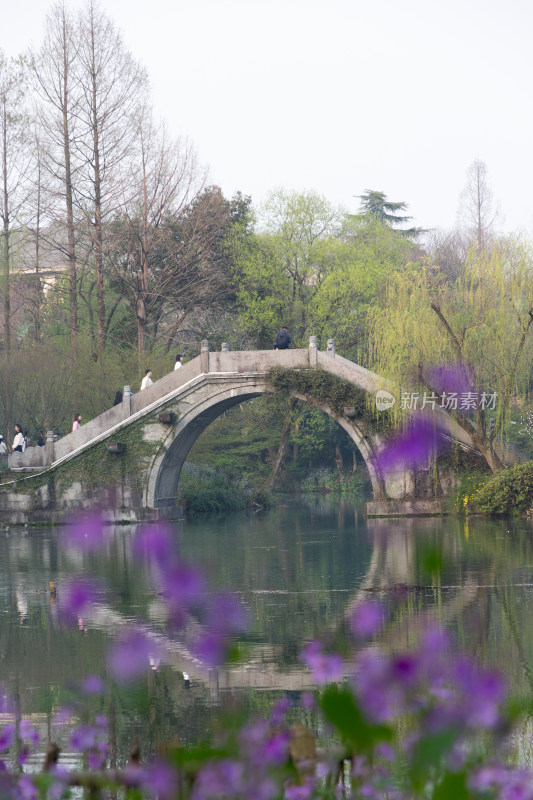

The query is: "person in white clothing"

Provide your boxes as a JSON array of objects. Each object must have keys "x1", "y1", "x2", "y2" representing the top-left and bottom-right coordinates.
[
  {"x1": 174, "y1": 354, "x2": 183, "y2": 370},
  {"x1": 140, "y1": 369, "x2": 153, "y2": 390},
  {"x1": 12, "y1": 424, "x2": 24, "y2": 452}
]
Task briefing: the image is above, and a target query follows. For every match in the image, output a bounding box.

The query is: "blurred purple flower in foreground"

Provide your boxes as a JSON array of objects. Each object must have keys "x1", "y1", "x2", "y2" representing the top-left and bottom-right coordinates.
[
  {"x1": 350, "y1": 600, "x2": 384, "y2": 639},
  {"x1": 60, "y1": 577, "x2": 99, "y2": 620},
  {"x1": 300, "y1": 641, "x2": 343, "y2": 684},
  {"x1": 161, "y1": 563, "x2": 206, "y2": 611},
  {"x1": 64, "y1": 512, "x2": 105, "y2": 552},
  {"x1": 0, "y1": 685, "x2": 14, "y2": 715},
  {"x1": 108, "y1": 629, "x2": 159, "y2": 683},
  {"x1": 16, "y1": 775, "x2": 38, "y2": 800},
  {"x1": 0, "y1": 725, "x2": 14, "y2": 751},
  {"x1": 426, "y1": 362, "x2": 474, "y2": 398},
  {"x1": 82, "y1": 675, "x2": 105, "y2": 695},
  {"x1": 140, "y1": 761, "x2": 179, "y2": 800},
  {"x1": 131, "y1": 524, "x2": 174, "y2": 566},
  {"x1": 19, "y1": 719, "x2": 39, "y2": 746},
  {"x1": 204, "y1": 592, "x2": 250, "y2": 636},
  {"x1": 376, "y1": 416, "x2": 449, "y2": 474}
]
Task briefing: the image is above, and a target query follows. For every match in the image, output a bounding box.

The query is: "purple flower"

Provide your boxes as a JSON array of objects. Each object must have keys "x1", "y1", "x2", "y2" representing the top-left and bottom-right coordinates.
[
  {"x1": 16, "y1": 775, "x2": 38, "y2": 800},
  {"x1": 82, "y1": 675, "x2": 105, "y2": 695},
  {"x1": 52, "y1": 705, "x2": 73, "y2": 726},
  {"x1": 131, "y1": 524, "x2": 174, "y2": 566},
  {"x1": 60, "y1": 577, "x2": 99, "y2": 619},
  {"x1": 192, "y1": 760, "x2": 244, "y2": 800},
  {"x1": 19, "y1": 719, "x2": 39, "y2": 746},
  {"x1": 64, "y1": 513, "x2": 105, "y2": 552},
  {"x1": 376, "y1": 416, "x2": 448, "y2": 474},
  {"x1": 300, "y1": 641, "x2": 343, "y2": 684},
  {"x1": 71, "y1": 724, "x2": 98, "y2": 751},
  {"x1": 452, "y1": 658, "x2": 505, "y2": 729},
  {"x1": 270, "y1": 697, "x2": 292, "y2": 725},
  {"x1": 354, "y1": 649, "x2": 404, "y2": 722},
  {"x1": 0, "y1": 685, "x2": 14, "y2": 715},
  {"x1": 161, "y1": 563, "x2": 206, "y2": 612},
  {"x1": 0, "y1": 725, "x2": 14, "y2": 751},
  {"x1": 285, "y1": 777, "x2": 316, "y2": 800},
  {"x1": 193, "y1": 631, "x2": 226, "y2": 668},
  {"x1": 204, "y1": 592, "x2": 250, "y2": 635},
  {"x1": 262, "y1": 731, "x2": 290, "y2": 766},
  {"x1": 108, "y1": 628, "x2": 157, "y2": 683},
  {"x1": 141, "y1": 761, "x2": 179, "y2": 800},
  {"x1": 88, "y1": 747, "x2": 107, "y2": 770},
  {"x1": 426, "y1": 363, "x2": 474, "y2": 398},
  {"x1": 350, "y1": 600, "x2": 384, "y2": 638}
]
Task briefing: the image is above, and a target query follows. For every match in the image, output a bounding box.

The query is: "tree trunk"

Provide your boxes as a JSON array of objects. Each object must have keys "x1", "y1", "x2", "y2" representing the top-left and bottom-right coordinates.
[
  {"x1": 2, "y1": 96, "x2": 11, "y2": 357},
  {"x1": 264, "y1": 399, "x2": 297, "y2": 491},
  {"x1": 61, "y1": 14, "x2": 77, "y2": 354}
]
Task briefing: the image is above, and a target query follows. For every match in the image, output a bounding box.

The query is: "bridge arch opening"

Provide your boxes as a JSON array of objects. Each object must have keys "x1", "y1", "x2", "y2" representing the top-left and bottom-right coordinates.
[{"x1": 148, "y1": 385, "x2": 381, "y2": 510}]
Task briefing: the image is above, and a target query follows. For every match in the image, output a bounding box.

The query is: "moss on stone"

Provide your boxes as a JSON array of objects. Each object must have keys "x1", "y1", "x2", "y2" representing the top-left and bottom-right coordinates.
[{"x1": 266, "y1": 366, "x2": 392, "y2": 429}]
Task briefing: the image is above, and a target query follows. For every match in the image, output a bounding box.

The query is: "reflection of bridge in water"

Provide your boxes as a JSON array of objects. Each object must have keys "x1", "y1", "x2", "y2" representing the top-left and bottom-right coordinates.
[{"x1": 83, "y1": 519, "x2": 491, "y2": 700}]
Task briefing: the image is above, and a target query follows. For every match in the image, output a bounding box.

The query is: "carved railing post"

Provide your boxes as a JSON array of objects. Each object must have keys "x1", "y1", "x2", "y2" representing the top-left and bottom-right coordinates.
[
  {"x1": 201, "y1": 340, "x2": 210, "y2": 373},
  {"x1": 309, "y1": 335, "x2": 318, "y2": 367},
  {"x1": 326, "y1": 338, "x2": 335, "y2": 358},
  {"x1": 45, "y1": 431, "x2": 55, "y2": 466},
  {"x1": 123, "y1": 385, "x2": 132, "y2": 418},
  {"x1": 221, "y1": 342, "x2": 229, "y2": 352}
]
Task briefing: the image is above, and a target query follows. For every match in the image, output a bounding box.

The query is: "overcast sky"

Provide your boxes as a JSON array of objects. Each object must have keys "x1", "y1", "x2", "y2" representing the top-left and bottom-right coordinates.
[{"x1": 3, "y1": 0, "x2": 533, "y2": 233}]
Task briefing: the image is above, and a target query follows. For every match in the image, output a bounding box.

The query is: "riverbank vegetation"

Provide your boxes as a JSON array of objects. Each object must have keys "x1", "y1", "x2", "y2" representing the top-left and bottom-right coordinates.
[{"x1": 454, "y1": 461, "x2": 533, "y2": 517}]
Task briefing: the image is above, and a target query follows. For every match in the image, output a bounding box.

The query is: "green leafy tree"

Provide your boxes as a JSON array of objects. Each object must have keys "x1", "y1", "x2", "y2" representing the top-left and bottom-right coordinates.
[
  {"x1": 308, "y1": 217, "x2": 415, "y2": 358},
  {"x1": 229, "y1": 190, "x2": 343, "y2": 347}
]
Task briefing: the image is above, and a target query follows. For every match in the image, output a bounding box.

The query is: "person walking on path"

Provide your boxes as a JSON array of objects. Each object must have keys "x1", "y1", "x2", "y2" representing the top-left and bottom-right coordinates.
[
  {"x1": 12, "y1": 424, "x2": 25, "y2": 452},
  {"x1": 140, "y1": 369, "x2": 153, "y2": 390},
  {"x1": 174, "y1": 354, "x2": 183, "y2": 370},
  {"x1": 72, "y1": 414, "x2": 82, "y2": 432},
  {"x1": 273, "y1": 326, "x2": 293, "y2": 350}
]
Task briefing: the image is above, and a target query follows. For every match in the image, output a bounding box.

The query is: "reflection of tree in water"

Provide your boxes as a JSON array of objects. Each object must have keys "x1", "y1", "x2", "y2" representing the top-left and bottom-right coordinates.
[
  {"x1": 341, "y1": 517, "x2": 533, "y2": 705},
  {"x1": 2, "y1": 511, "x2": 533, "y2": 762},
  {"x1": 343, "y1": 517, "x2": 493, "y2": 653}
]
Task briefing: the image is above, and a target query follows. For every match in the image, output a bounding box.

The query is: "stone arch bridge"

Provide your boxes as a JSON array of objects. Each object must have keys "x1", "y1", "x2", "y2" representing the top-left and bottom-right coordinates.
[{"x1": 2, "y1": 340, "x2": 475, "y2": 523}]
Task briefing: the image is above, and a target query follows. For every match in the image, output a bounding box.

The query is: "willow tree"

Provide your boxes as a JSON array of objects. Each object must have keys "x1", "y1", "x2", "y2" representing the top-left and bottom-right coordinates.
[{"x1": 368, "y1": 238, "x2": 533, "y2": 472}]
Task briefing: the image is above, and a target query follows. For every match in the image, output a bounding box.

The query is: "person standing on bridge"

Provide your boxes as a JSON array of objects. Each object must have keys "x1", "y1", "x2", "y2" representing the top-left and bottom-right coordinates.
[
  {"x1": 72, "y1": 414, "x2": 82, "y2": 432},
  {"x1": 273, "y1": 326, "x2": 293, "y2": 350},
  {"x1": 12, "y1": 424, "x2": 25, "y2": 452},
  {"x1": 174, "y1": 354, "x2": 183, "y2": 370},
  {"x1": 140, "y1": 369, "x2": 153, "y2": 390}
]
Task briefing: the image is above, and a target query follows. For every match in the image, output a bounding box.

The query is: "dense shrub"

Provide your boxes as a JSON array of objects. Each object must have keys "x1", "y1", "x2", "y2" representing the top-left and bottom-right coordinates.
[
  {"x1": 300, "y1": 466, "x2": 370, "y2": 495},
  {"x1": 178, "y1": 464, "x2": 250, "y2": 514},
  {"x1": 474, "y1": 460, "x2": 533, "y2": 515}
]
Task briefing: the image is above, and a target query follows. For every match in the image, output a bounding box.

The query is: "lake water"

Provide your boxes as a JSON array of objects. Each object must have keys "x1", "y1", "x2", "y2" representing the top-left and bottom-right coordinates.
[{"x1": 2, "y1": 498, "x2": 533, "y2": 767}]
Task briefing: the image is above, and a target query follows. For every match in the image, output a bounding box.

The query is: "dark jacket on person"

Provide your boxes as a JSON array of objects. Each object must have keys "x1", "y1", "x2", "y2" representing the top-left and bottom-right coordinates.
[{"x1": 273, "y1": 329, "x2": 293, "y2": 349}]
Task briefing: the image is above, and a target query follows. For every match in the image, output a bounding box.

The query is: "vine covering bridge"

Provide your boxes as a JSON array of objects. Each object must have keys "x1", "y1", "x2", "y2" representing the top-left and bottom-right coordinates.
[{"x1": 2, "y1": 339, "x2": 474, "y2": 523}]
